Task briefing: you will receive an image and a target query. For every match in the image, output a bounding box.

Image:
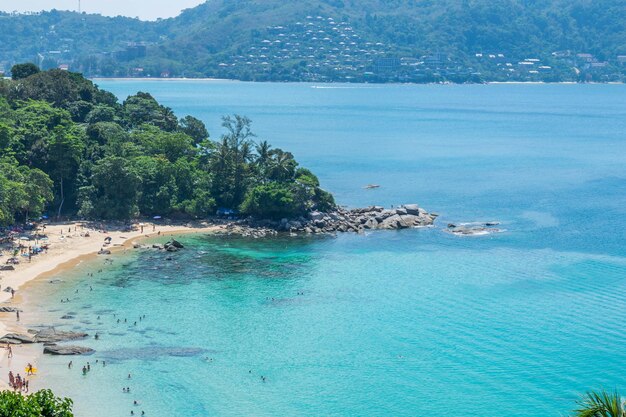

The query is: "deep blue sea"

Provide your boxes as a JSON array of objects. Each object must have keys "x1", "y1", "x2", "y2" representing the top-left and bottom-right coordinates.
[{"x1": 23, "y1": 81, "x2": 626, "y2": 417}]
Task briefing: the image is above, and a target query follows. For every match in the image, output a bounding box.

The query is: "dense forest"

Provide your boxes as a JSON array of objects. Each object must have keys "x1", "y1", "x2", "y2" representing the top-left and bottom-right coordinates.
[
  {"x1": 0, "y1": 64, "x2": 334, "y2": 225},
  {"x1": 0, "y1": 0, "x2": 625, "y2": 82}
]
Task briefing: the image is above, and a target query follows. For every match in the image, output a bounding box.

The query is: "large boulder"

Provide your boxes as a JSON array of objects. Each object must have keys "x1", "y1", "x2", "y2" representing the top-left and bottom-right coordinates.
[
  {"x1": 168, "y1": 240, "x2": 184, "y2": 249},
  {"x1": 44, "y1": 344, "x2": 95, "y2": 355},
  {"x1": 403, "y1": 204, "x2": 422, "y2": 215},
  {"x1": 363, "y1": 218, "x2": 379, "y2": 229},
  {"x1": 309, "y1": 211, "x2": 324, "y2": 221},
  {"x1": 32, "y1": 328, "x2": 88, "y2": 343},
  {"x1": 380, "y1": 214, "x2": 403, "y2": 229},
  {"x1": 0, "y1": 333, "x2": 35, "y2": 344}
]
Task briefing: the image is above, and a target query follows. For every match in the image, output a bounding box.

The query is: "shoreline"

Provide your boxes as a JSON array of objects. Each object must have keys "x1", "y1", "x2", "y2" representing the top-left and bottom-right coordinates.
[{"x1": 0, "y1": 221, "x2": 222, "y2": 390}]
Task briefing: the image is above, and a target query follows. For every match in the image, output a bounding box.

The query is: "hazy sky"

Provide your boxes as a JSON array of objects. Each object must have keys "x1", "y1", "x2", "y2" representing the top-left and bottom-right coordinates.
[{"x1": 0, "y1": 0, "x2": 207, "y2": 20}]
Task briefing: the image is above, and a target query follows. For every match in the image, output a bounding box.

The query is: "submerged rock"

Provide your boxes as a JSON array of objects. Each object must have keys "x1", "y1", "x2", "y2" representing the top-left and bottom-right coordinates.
[{"x1": 446, "y1": 222, "x2": 503, "y2": 236}]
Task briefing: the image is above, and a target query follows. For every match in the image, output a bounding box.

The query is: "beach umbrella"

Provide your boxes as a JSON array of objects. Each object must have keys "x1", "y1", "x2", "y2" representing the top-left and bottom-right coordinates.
[{"x1": 153, "y1": 216, "x2": 162, "y2": 220}]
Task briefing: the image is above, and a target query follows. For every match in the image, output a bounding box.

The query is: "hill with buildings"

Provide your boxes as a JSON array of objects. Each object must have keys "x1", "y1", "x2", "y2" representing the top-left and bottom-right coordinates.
[{"x1": 1, "y1": 0, "x2": 625, "y2": 83}]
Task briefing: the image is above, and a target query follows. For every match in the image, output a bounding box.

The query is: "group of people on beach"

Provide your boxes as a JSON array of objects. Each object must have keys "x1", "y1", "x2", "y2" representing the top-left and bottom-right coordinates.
[{"x1": 8, "y1": 370, "x2": 30, "y2": 392}]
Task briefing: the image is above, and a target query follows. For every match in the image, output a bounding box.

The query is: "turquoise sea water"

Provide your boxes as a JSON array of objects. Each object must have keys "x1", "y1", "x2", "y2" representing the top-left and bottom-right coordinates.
[{"x1": 23, "y1": 82, "x2": 626, "y2": 416}]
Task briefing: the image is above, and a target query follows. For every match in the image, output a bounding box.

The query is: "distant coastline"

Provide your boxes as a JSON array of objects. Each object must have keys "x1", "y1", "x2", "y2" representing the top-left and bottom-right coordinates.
[{"x1": 89, "y1": 77, "x2": 625, "y2": 85}]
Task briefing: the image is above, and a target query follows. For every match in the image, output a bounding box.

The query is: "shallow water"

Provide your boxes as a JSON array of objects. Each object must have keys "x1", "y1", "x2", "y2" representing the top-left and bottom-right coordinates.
[{"x1": 22, "y1": 82, "x2": 626, "y2": 416}]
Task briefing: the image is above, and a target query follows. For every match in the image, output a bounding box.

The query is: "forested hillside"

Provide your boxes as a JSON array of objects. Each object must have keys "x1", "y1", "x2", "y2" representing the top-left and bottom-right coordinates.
[
  {"x1": 1, "y1": 0, "x2": 625, "y2": 82},
  {"x1": 0, "y1": 64, "x2": 334, "y2": 225}
]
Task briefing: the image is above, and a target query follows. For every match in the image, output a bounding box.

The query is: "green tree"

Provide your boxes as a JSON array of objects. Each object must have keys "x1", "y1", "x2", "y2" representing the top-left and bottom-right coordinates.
[
  {"x1": 0, "y1": 389, "x2": 73, "y2": 417},
  {"x1": 85, "y1": 105, "x2": 117, "y2": 124},
  {"x1": 179, "y1": 115, "x2": 209, "y2": 144},
  {"x1": 209, "y1": 115, "x2": 255, "y2": 208},
  {"x1": 240, "y1": 182, "x2": 299, "y2": 219},
  {"x1": 11, "y1": 63, "x2": 40, "y2": 80},
  {"x1": 0, "y1": 122, "x2": 12, "y2": 151},
  {"x1": 123, "y1": 92, "x2": 178, "y2": 131},
  {"x1": 574, "y1": 389, "x2": 626, "y2": 417},
  {"x1": 79, "y1": 156, "x2": 140, "y2": 219},
  {"x1": 131, "y1": 126, "x2": 195, "y2": 162},
  {"x1": 46, "y1": 125, "x2": 84, "y2": 217},
  {"x1": 266, "y1": 149, "x2": 297, "y2": 182}
]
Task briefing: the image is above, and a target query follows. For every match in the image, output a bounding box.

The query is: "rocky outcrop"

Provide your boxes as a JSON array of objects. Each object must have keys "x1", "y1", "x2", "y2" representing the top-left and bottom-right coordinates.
[
  {"x1": 0, "y1": 333, "x2": 35, "y2": 344},
  {"x1": 167, "y1": 240, "x2": 184, "y2": 249},
  {"x1": 1, "y1": 328, "x2": 90, "y2": 349},
  {"x1": 31, "y1": 328, "x2": 88, "y2": 343},
  {"x1": 43, "y1": 344, "x2": 95, "y2": 355},
  {"x1": 217, "y1": 204, "x2": 437, "y2": 237}
]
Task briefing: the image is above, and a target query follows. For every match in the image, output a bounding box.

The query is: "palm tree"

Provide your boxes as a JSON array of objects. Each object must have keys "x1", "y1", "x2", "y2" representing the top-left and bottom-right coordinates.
[
  {"x1": 268, "y1": 149, "x2": 296, "y2": 182},
  {"x1": 256, "y1": 140, "x2": 271, "y2": 165},
  {"x1": 575, "y1": 389, "x2": 625, "y2": 417}
]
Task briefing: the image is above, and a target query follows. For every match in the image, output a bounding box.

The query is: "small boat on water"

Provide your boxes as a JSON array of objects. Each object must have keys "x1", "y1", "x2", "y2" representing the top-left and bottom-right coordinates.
[{"x1": 364, "y1": 184, "x2": 381, "y2": 189}]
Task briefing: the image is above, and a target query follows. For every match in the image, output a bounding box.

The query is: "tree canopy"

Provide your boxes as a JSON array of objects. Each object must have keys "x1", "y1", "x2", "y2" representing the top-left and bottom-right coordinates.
[
  {"x1": 0, "y1": 66, "x2": 334, "y2": 225},
  {"x1": 0, "y1": 389, "x2": 73, "y2": 417}
]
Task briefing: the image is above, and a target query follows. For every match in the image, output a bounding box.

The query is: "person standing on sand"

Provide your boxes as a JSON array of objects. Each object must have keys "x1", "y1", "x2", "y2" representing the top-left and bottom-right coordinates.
[
  {"x1": 8, "y1": 371, "x2": 14, "y2": 388},
  {"x1": 16, "y1": 310, "x2": 19, "y2": 321},
  {"x1": 11, "y1": 288, "x2": 15, "y2": 298},
  {"x1": 7, "y1": 345, "x2": 13, "y2": 358}
]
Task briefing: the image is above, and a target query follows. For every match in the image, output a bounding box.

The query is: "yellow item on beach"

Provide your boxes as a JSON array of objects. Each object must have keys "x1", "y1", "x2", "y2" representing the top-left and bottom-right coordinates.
[{"x1": 25, "y1": 366, "x2": 38, "y2": 374}]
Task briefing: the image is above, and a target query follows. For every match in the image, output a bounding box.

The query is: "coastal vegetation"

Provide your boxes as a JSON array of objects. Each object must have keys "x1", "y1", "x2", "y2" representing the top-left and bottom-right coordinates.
[
  {"x1": 0, "y1": 0, "x2": 625, "y2": 82},
  {"x1": 0, "y1": 389, "x2": 73, "y2": 417},
  {"x1": 574, "y1": 389, "x2": 626, "y2": 417},
  {"x1": 0, "y1": 65, "x2": 334, "y2": 225}
]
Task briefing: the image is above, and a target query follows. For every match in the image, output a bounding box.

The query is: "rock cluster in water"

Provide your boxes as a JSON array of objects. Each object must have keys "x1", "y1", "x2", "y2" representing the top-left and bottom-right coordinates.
[
  {"x1": 445, "y1": 222, "x2": 502, "y2": 236},
  {"x1": 218, "y1": 204, "x2": 437, "y2": 238}
]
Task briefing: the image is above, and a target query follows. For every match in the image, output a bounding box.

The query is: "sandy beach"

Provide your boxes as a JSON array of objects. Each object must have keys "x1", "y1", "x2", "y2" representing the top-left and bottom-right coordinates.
[{"x1": 0, "y1": 221, "x2": 221, "y2": 390}]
